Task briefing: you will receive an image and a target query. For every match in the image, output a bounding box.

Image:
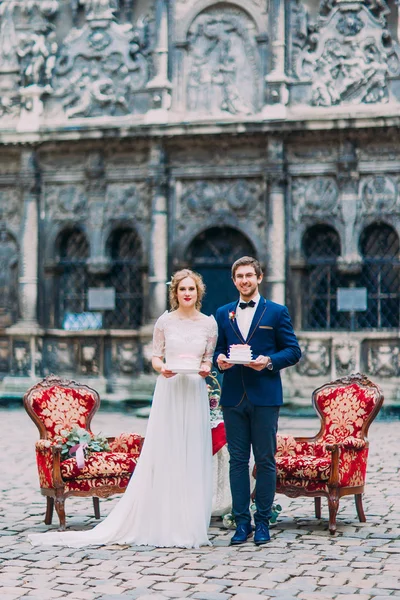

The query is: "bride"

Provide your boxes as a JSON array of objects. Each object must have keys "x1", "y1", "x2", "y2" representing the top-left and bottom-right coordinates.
[{"x1": 29, "y1": 269, "x2": 217, "y2": 549}]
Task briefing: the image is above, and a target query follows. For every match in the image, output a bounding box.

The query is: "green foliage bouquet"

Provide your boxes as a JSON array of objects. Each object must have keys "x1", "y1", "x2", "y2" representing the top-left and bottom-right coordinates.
[{"x1": 55, "y1": 426, "x2": 110, "y2": 468}]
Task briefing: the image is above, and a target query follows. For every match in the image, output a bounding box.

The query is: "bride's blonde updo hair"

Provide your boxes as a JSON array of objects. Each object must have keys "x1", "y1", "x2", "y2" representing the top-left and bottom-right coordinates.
[{"x1": 169, "y1": 269, "x2": 206, "y2": 311}]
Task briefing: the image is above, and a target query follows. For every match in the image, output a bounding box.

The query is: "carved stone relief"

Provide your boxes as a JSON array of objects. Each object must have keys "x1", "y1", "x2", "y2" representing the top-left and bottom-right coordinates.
[
  {"x1": 186, "y1": 6, "x2": 259, "y2": 115},
  {"x1": 0, "y1": 230, "x2": 18, "y2": 328},
  {"x1": 367, "y1": 342, "x2": 400, "y2": 377},
  {"x1": 0, "y1": 0, "x2": 59, "y2": 121},
  {"x1": 334, "y1": 341, "x2": 357, "y2": 377},
  {"x1": 177, "y1": 178, "x2": 266, "y2": 233},
  {"x1": 0, "y1": 189, "x2": 21, "y2": 227},
  {"x1": 44, "y1": 185, "x2": 88, "y2": 220},
  {"x1": 291, "y1": 177, "x2": 340, "y2": 223},
  {"x1": 11, "y1": 339, "x2": 31, "y2": 377},
  {"x1": 287, "y1": 143, "x2": 337, "y2": 163},
  {"x1": 295, "y1": 3, "x2": 400, "y2": 106},
  {"x1": 112, "y1": 340, "x2": 140, "y2": 376},
  {"x1": 359, "y1": 175, "x2": 398, "y2": 215},
  {"x1": 49, "y1": 0, "x2": 151, "y2": 118},
  {"x1": 0, "y1": 337, "x2": 10, "y2": 373},
  {"x1": 105, "y1": 183, "x2": 150, "y2": 222},
  {"x1": 43, "y1": 339, "x2": 76, "y2": 375},
  {"x1": 296, "y1": 340, "x2": 331, "y2": 377},
  {"x1": 79, "y1": 340, "x2": 100, "y2": 375}
]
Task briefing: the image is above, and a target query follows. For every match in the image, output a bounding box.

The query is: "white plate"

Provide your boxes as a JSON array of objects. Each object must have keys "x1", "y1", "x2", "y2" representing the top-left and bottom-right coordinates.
[
  {"x1": 225, "y1": 359, "x2": 252, "y2": 365},
  {"x1": 167, "y1": 367, "x2": 200, "y2": 374}
]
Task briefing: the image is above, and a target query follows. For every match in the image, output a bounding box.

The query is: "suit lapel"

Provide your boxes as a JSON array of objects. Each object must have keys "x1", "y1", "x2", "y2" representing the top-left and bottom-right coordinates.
[
  {"x1": 246, "y1": 297, "x2": 267, "y2": 344},
  {"x1": 228, "y1": 301, "x2": 246, "y2": 344}
]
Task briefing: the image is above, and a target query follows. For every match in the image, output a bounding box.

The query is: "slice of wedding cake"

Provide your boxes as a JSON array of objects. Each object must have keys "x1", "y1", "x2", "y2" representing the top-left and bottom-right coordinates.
[
  {"x1": 167, "y1": 354, "x2": 201, "y2": 372},
  {"x1": 228, "y1": 344, "x2": 252, "y2": 363}
]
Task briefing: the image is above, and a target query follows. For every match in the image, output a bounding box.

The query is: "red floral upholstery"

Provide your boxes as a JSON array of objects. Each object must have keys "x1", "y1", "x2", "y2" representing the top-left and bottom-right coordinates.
[
  {"x1": 24, "y1": 375, "x2": 145, "y2": 529},
  {"x1": 255, "y1": 374, "x2": 383, "y2": 534}
]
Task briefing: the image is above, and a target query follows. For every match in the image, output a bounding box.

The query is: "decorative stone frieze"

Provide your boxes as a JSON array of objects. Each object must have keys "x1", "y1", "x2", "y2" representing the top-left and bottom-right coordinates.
[
  {"x1": 291, "y1": 177, "x2": 341, "y2": 223},
  {"x1": 367, "y1": 341, "x2": 400, "y2": 378},
  {"x1": 297, "y1": 340, "x2": 331, "y2": 377}
]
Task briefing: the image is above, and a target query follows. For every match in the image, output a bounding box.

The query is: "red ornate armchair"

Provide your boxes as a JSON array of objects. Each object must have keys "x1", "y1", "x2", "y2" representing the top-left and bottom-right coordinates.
[
  {"x1": 258, "y1": 374, "x2": 383, "y2": 534},
  {"x1": 24, "y1": 375, "x2": 144, "y2": 529}
]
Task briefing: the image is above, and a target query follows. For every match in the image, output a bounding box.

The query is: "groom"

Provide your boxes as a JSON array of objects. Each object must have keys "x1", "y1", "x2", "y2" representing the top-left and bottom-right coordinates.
[{"x1": 214, "y1": 256, "x2": 301, "y2": 545}]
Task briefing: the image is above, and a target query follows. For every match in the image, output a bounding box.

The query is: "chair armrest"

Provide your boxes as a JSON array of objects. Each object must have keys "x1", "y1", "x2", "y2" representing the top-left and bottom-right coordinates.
[
  {"x1": 108, "y1": 433, "x2": 144, "y2": 455},
  {"x1": 35, "y1": 440, "x2": 64, "y2": 488},
  {"x1": 325, "y1": 437, "x2": 367, "y2": 451}
]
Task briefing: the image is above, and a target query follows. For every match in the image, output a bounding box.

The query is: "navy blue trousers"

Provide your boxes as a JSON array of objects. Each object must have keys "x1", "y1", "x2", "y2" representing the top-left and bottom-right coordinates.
[{"x1": 222, "y1": 395, "x2": 279, "y2": 526}]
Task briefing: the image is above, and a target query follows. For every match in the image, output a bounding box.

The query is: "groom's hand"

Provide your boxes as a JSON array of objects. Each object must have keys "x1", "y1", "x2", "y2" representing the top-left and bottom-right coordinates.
[
  {"x1": 247, "y1": 355, "x2": 271, "y2": 371},
  {"x1": 217, "y1": 354, "x2": 234, "y2": 371}
]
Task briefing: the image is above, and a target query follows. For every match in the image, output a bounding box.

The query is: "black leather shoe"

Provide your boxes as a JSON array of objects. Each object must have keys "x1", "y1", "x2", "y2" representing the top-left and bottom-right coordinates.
[
  {"x1": 254, "y1": 522, "x2": 270, "y2": 545},
  {"x1": 230, "y1": 523, "x2": 253, "y2": 545}
]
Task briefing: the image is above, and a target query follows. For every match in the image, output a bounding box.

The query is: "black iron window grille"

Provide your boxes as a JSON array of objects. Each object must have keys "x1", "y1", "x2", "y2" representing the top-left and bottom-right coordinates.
[
  {"x1": 105, "y1": 228, "x2": 143, "y2": 329},
  {"x1": 356, "y1": 224, "x2": 400, "y2": 329},
  {"x1": 58, "y1": 229, "x2": 93, "y2": 329},
  {"x1": 302, "y1": 225, "x2": 350, "y2": 330}
]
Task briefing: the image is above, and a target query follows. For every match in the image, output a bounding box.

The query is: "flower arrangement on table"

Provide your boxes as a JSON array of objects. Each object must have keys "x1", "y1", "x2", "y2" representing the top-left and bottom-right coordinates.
[
  {"x1": 207, "y1": 373, "x2": 223, "y2": 425},
  {"x1": 54, "y1": 426, "x2": 110, "y2": 469}
]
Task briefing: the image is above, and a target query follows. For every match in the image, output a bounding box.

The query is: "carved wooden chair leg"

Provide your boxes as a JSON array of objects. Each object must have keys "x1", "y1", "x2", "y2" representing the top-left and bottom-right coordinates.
[
  {"x1": 314, "y1": 497, "x2": 322, "y2": 519},
  {"x1": 328, "y1": 489, "x2": 339, "y2": 535},
  {"x1": 355, "y1": 493, "x2": 366, "y2": 522},
  {"x1": 55, "y1": 497, "x2": 66, "y2": 530},
  {"x1": 93, "y1": 497, "x2": 100, "y2": 519},
  {"x1": 44, "y1": 497, "x2": 54, "y2": 525}
]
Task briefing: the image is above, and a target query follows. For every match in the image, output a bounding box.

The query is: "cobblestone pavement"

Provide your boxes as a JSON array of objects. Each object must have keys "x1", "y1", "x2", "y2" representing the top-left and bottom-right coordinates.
[{"x1": 0, "y1": 407, "x2": 399, "y2": 600}]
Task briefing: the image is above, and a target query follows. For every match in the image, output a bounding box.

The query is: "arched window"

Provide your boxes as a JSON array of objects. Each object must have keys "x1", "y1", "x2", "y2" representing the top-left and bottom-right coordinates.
[
  {"x1": 187, "y1": 226, "x2": 256, "y2": 316},
  {"x1": 302, "y1": 225, "x2": 347, "y2": 329},
  {"x1": 57, "y1": 229, "x2": 90, "y2": 329},
  {"x1": 357, "y1": 224, "x2": 400, "y2": 328},
  {"x1": 105, "y1": 228, "x2": 143, "y2": 329}
]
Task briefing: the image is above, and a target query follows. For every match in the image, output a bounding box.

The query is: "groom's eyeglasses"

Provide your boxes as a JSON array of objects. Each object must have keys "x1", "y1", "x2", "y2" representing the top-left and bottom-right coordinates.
[{"x1": 234, "y1": 272, "x2": 258, "y2": 281}]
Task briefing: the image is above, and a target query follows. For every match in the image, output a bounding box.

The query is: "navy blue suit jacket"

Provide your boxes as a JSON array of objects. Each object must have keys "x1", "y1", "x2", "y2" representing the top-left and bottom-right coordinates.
[{"x1": 213, "y1": 297, "x2": 301, "y2": 407}]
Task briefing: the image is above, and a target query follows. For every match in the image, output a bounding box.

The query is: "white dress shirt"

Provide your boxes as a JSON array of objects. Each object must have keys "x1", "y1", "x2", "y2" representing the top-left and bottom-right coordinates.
[{"x1": 236, "y1": 294, "x2": 260, "y2": 341}]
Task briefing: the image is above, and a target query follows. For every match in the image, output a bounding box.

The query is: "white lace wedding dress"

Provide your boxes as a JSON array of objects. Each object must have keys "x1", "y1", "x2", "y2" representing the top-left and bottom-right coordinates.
[{"x1": 29, "y1": 311, "x2": 218, "y2": 549}]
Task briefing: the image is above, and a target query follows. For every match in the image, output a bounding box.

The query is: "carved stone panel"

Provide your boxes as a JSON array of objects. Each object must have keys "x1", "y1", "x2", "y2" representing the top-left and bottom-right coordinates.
[
  {"x1": 176, "y1": 178, "x2": 266, "y2": 235},
  {"x1": 0, "y1": 189, "x2": 21, "y2": 228},
  {"x1": 366, "y1": 341, "x2": 400, "y2": 378},
  {"x1": 295, "y1": 3, "x2": 400, "y2": 106},
  {"x1": 105, "y1": 182, "x2": 150, "y2": 223},
  {"x1": 43, "y1": 338, "x2": 76, "y2": 376},
  {"x1": 0, "y1": 337, "x2": 10, "y2": 375},
  {"x1": 11, "y1": 339, "x2": 31, "y2": 377},
  {"x1": 79, "y1": 340, "x2": 100, "y2": 375},
  {"x1": 186, "y1": 6, "x2": 259, "y2": 115},
  {"x1": 44, "y1": 184, "x2": 88, "y2": 221},
  {"x1": 48, "y1": 0, "x2": 152, "y2": 119},
  {"x1": 291, "y1": 177, "x2": 340, "y2": 223},
  {"x1": 112, "y1": 340, "x2": 140, "y2": 376},
  {"x1": 359, "y1": 176, "x2": 399, "y2": 215},
  {"x1": 296, "y1": 340, "x2": 331, "y2": 377},
  {"x1": 334, "y1": 340, "x2": 357, "y2": 377},
  {"x1": 0, "y1": 230, "x2": 18, "y2": 328}
]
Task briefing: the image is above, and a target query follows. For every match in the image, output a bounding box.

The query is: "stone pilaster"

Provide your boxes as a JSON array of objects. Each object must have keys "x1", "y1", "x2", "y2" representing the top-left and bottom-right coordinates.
[
  {"x1": 11, "y1": 151, "x2": 40, "y2": 331},
  {"x1": 148, "y1": 143, "x2": 168, "y2": 320},
  {"x1": 264, "y1": 0, "x2": 288, "y2": 119},
  {"x1": 268, "y1": 174, "x2": 286, "y2": 304}
]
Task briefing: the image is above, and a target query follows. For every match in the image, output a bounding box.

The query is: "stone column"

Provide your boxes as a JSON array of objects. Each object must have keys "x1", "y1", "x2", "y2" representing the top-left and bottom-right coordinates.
[
  {"x1": 264, "y1": 0, "x2": 288, "y2": 118},
  {"x1": 268, "y1": 175, "x2": 286, "y2": 305},
  {"x1": 13, "y1": 151, "x2": 40, "y2": 330},
  {"x1": 148, "y1": 143, "x2": 168, "y2": 320},
  {"x1": 145, "y1": 0, "x2": 172, "y2": 122}
]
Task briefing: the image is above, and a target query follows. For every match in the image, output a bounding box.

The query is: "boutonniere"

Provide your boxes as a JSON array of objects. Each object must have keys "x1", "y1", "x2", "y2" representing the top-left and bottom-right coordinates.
[{"x1": 229, "y1": 311, "x2": 236, "y2": 321}]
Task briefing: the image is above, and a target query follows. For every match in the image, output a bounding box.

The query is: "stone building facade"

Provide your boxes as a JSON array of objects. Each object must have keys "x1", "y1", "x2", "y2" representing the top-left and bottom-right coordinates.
[{"x1": 0, "y1": 0, "x2": 400, "y2": 404}]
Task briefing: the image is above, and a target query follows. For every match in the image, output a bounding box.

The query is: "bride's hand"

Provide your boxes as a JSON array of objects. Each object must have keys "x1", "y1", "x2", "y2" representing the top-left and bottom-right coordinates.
[
  {"x1": 161, "y1": 366, "x2": 177, "y2": 378},
  {"x1": 199, "y1": 363, "x2": 211, "y2": 378}
]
